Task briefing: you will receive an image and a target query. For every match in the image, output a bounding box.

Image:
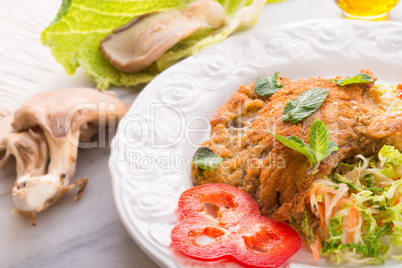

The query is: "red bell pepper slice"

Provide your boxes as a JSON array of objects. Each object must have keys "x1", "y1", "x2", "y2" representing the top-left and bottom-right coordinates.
[
  {"x1": 397, "y1": 89, "x2": 402, "y2": 99},
  {"x1": 170, "y1": 183, "x2": 302, "y2": 268},
  {"x1": 397, "y1": 83, "x2": 402, "y2": 98}
]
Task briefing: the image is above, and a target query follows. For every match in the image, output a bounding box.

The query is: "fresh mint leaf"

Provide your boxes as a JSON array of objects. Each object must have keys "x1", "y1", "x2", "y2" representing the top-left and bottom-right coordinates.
[
  {"x1": 309, "y1": 119, "x2": 330, "y2": 162},
  {"x1": 254, "y1": 71, "x2": 283, "y2": 96},
  {"x1": 282, "y1": 87, "x2": 329, "y2": 124},
  {"x1": 269, "y1": 132, "x2": 316, "y2": 168},
  {"x1": 192, "y1": 147, "x2": 222, "y2": 171},
  {"x1": 270, "y1": 120, "x2": 338, "y2": 174},
  {"x1": 333, "y1": 73, "x2": 374, "y2": 86},
  {"x1": 309, "y1": 119, "x2": 339, "y2": 163},
  {"x1": 327, "y1": 140, "x2": 339, "y2": 156}
]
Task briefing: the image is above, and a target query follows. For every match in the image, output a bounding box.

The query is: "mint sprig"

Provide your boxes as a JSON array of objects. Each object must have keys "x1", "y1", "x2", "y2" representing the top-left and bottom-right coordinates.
[
  {"x1": 282, "y1": 87, "x2": 329, "y2": 124},
  {"x1": 192, "y1": 147, "x2": 222, "y2": 171},
  {"x1": 254, "y1": 71, "x2": 283, "y2": 96},
  {"x1": 333, "y1": 73, "x2": 374, "y2": 86},
  {"x1": 270, "y1": 119, "x2": 339, "y2": 174},
  {"x1": 269, "y1": 134, "x2": 317, "y2": 167},
  {"x1": 309, "y1": 119, "x2": 339, "y2": 163}
]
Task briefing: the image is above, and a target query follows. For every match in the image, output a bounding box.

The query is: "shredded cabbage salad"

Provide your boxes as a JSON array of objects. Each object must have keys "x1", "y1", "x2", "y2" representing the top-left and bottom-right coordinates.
[
  {"x1": 290, "y1": 83, "x2": 402, "y2": 265},
  {"x1": 376, "y1": 84, "x2": 402, "y2": 112}
]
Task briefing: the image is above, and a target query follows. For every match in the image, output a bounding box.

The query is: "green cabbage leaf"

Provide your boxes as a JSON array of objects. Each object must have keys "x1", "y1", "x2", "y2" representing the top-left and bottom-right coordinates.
[
  {"x1": 322, "y1": 216, "x2": 343, "y2": 255},
  {"x1": 41, "y1": 0, "x2": 278, "y2": 89}
]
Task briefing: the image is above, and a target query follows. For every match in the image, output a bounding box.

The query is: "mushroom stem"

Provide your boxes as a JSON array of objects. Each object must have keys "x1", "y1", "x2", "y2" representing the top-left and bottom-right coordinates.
[
  {"x1": 11, "y1": 131, "x2": 80, "y2": 214},
  {"x1": 73, "y1": 177, "x2": 88, "y2": 201},
  {"x1": 45, "y1": 130, "x2": 79, "y2": 180}
]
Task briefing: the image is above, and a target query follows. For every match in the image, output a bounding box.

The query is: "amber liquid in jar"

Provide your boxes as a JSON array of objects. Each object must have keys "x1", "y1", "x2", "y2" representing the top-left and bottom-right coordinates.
[{"x1": 335, "y1": 0, "x2": 399, "y2": 20}]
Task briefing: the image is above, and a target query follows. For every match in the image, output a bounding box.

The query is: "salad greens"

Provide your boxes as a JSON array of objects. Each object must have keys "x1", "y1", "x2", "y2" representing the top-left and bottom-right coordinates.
[
  {"x1": 379, "y1": 145, "x2": 402, "y2": 167},
  {"x1": 321, "y1": 216, "x2": 343, "y2": 255},
  {"x1": 295, "y1": 144, "x2": 402, "y2": 264},
  {"x1": 270, "y1": 119, "x2": 339, "y2": 173},
  {"x1": 41, "y1": 0, "x2": 279, "y2": 89}
]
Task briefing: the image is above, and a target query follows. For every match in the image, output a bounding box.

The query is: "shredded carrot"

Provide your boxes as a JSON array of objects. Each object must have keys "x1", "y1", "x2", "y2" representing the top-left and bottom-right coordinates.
[
  {"x1": 346, "y1": 205, "x2": 357, "y2": 244},
  {"x1": 315, "y1": 184, "x2": 334, "y2": 194},
  {"x1": 394, "y1": 191, "x2": 401, "y2": 206},
  {"x1": 309, "y1": 184, "x2": 318, "y2": 196},
  {"x1": 318, "y1": 202, "x2": 326, "y2": 230},
  {"x1": 311, "y1": 231, "x2": 321, "y2": 261},
  {"x1": 376, "y1": 217, "x2": 385, "y2": 227}
]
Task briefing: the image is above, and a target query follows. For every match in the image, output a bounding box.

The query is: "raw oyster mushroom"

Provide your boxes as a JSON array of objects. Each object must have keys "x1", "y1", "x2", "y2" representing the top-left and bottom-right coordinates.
[
  {"x1": 99, "y1": 0, "x2": 226, "y2": 73},
  {"x1": 0, "y1": 88, "x2": 129, "y2": 225}
]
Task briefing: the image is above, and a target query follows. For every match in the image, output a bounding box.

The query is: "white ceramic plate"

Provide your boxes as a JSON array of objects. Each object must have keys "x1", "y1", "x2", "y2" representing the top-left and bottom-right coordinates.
[{"x1": 109, "y1": 19, "x2": 402, "y2": 267}]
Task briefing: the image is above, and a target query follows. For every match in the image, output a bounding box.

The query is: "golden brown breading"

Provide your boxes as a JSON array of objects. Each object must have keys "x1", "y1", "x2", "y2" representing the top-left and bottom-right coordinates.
[{"x1": 192, "y1": 70, "x2": 402, "y2": 221}]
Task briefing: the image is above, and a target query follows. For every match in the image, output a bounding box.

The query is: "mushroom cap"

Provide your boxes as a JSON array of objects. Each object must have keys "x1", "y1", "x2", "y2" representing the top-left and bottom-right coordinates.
[
  {"x1": 12, "y1": 88, "x2": 129, "y2": 139},
  {"x1": 99, "y1": 0, "x2": 225, "y2": 73},
  {"x1": 1, "y1": 130, "x2": 49, "y2": 177},
  {"x1": 0, "y1": 113, "x2": 49, "y2": 177}
]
